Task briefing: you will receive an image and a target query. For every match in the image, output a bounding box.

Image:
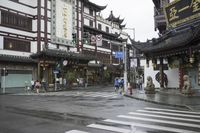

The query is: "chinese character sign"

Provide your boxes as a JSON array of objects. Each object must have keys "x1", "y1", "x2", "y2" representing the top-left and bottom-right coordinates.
[
  {"x1": 56, "y1": 0, "x2": 72, "y2": 39},
  {"x1": 51, "y1": 0, "x2": 75, "y2": 46},
  {"x1": 164, "y1": 0, "x2": 200, "y2": 28}
]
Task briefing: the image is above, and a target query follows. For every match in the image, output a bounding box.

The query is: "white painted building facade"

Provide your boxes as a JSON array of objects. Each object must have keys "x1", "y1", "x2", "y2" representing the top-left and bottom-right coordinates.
[{"x1": 0, "y1": 0, "x2": 130, "y2": 92}]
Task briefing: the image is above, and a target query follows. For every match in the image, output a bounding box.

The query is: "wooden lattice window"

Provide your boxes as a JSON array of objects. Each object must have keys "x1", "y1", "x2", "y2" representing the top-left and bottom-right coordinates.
[
  {"x1": 1, "y1": 10, "x2": 32, "y2": 31},
  {"x1": 4, "y1": 38, "x2": 30, "y2": 52}
]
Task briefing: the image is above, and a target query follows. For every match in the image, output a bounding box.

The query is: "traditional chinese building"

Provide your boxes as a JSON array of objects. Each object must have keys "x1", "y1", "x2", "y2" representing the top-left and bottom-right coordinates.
[
  {"x1": 134, "y1": 0, "x2": 200, "y2": 92},
  {"x1": 0, "y1": 0, "x2": 130, "y2": 93}
]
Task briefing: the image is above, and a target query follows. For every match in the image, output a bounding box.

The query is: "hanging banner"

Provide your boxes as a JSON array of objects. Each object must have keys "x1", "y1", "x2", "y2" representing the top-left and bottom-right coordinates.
[
  {"x1": 96, "y1": 34, "x2": 102, "y2": 46},
  {"x1": 51, "y1": 0, "x2": 76, "y2": 46},
  {"x1": 164, "y1": 0, "x2": 200, "y2": 28}
]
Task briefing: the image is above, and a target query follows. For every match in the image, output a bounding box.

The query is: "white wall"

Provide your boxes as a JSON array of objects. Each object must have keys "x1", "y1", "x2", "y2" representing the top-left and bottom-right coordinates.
[
  {"x1": 1, "y1": 1, "x2": 37, "y2": 15},
  {"x1": 0, "y1": 49, "x2": 31, "y2": 57},
  {"x1": 84, "y1": 7, "x2": 89, "y2": 14},
  {"x1": 143, "y1": 59, "x2": 179, "y2": 88},
  {"x1": 0, "y1": 26, "x2": 36, "y2": 38},
  {"x1": 19, "y1": 0, "x2": 37, "y2": 7},
  {"x1": 0, "y1": 36, "x2": 3, "y2": 49}
]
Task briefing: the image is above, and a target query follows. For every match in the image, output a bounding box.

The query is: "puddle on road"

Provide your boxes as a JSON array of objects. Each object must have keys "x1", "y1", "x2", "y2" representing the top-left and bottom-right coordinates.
[{"x1": 6, "y1": 106, "x2": 103, "y2": 126}]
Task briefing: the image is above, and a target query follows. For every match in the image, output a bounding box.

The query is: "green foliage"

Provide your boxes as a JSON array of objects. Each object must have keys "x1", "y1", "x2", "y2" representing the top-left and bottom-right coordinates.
[
  {"x1": 103, "y1": 70, "x2": 110, "y2": 79},
  {"x1": 65, "y1": 71, "x2": 76, "y2": 82}
]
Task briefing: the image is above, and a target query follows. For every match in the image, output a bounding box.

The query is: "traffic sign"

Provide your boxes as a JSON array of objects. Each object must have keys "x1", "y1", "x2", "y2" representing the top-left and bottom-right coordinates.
[
  {"x1": 53, "y1": 70, "x2": 59, "y2": 74},
  {"x1": 96, "y1": 34, "x2": 102, "y2": 46},
  {"x1": 115, "y1": 52, "x2": 124, "y2": 59}
]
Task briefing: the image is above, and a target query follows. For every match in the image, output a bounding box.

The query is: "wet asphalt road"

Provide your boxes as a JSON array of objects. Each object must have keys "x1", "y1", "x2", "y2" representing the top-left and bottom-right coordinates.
[{"x1": 0, "y1": 87, "x2": 199, "y2": 133}]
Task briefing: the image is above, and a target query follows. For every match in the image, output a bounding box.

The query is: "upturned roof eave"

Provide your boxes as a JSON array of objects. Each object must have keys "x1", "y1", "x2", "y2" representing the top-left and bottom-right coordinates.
[{"x1": 30, "y1": 49, "x2": 95, "y2": 61}]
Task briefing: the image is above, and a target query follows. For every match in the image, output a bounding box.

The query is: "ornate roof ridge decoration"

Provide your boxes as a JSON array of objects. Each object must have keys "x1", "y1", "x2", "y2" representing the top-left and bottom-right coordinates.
[
  {"x1": 30, "y1": 49, "x2": 95, "y2": 61},
  {"x1": 117, "y1": 16, "x2": 124, "y2": 24},
  {"x1": 84, "y1": 0, "x2": 107, "y2": 12},
  {"x1": 131, "y1": 24, "x2": 200, "y2": 56},
  {"x1": 106, "y1": 11, "x2": 124, "y2": 25},
  {"x1": 119, "y1": 24, "x2": 126, "y2": 29},
  {"x1": 0, "y1": 54, "x2": 37, "y2": 63}
]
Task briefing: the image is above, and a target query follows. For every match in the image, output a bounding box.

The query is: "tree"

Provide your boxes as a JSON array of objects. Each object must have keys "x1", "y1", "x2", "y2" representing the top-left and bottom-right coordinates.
[{"x1": 65, "y1": 71, "x2": 76, "y2": 88}]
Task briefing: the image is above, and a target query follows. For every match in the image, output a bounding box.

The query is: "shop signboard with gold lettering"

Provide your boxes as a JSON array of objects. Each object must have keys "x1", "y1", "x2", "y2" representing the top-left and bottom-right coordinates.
[
  {"x1": 164, "y1": 0, "x2": 200, "y2": 28},
  {"x1": 51, "y1": 0, "x2": 75, "y2": 46}
]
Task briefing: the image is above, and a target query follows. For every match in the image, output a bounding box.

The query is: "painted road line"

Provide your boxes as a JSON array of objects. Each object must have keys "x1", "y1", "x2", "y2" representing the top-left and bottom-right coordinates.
[
  {"x1": 137, "y1": 110, "x2": 200, "y2": 118},
  {"x1": 87, "y1": 124, "x2": 130, "y2": 133},
  {"x1": 145, "y1": 107, "x2": 200, "y2": 114},
  {"x1": 65, "y1": 130, "x2": 89, "y2": 133},
  {"x1": 104, "y1": 119, "x2": 199, "y2": 133},
  {"x1": 118, "y1": 115, "x2": 200, "y2": 128},
  {"x1": 129, "y1": 112, "x2": 200, "y2": 123}
]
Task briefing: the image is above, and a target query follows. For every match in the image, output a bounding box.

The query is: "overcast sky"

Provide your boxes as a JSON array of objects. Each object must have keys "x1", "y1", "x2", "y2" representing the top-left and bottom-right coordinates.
[{"x1": 90, "y1": 0, "x2": 159, "y2": 42}]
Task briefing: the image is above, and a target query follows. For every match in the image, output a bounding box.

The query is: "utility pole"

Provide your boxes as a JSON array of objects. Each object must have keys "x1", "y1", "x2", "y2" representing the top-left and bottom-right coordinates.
[
  {"x1": 2, "y1": 68, "x2": 6, "y2": 94},
  {"x1": 123, "y1": 27, "x2": 136, "y2": 91},
  {"x1": 123, "y1": 42, "x2": 128, "y2": 94}
]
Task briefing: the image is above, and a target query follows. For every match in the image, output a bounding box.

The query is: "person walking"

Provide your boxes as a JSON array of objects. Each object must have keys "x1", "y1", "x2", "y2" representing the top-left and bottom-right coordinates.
[
  {"x1": 31, "y1": 79, "x2": 35, "y2": 91},
  {"x1": 119, "y1": 78, "x2": 124, "y2": 92},
  {"x1": 35, "y1": 80, "x2": 41, "y2": 94},
  {"x1": 114, "y1": 77, "x2": 119, "y2": 92},
  {"x1": 139, "y1": 75, "x2": 143, "y2": 90}
]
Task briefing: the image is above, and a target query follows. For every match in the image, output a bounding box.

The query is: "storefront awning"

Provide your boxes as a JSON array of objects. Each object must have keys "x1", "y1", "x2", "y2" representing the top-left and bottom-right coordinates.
[
  {"x1": 30, "y1": 49, "x2": 95, "y2": 64},
  {"x1": 0, "y1": 54, "x2": 37, "y2": 63},
  {"x1": 131, "y1": 23, "x2": 200, "y2": 57}
]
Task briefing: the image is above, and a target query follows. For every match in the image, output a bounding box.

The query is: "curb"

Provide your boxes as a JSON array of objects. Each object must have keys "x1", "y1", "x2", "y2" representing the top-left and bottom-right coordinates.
[{"x1": 124, "y1": 94, "x2": 191, "y2": 110}]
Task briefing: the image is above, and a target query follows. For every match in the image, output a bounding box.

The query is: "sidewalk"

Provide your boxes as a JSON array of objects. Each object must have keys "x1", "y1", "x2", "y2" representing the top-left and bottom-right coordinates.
[{"x1": 125, "y1": 88, "x2": 200, "y2": 111}]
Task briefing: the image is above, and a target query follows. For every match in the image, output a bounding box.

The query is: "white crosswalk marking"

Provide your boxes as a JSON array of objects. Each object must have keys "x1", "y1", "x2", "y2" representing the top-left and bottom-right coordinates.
[
  {"x1": 87, "y1": 124, "x2": 130, "y2": 133},
  {"x1": 65, "y1": 107, "x2": 200, "y2": 133},
  {"x1": 137, "y1": 109, "x2": 200, "y2": 118},
  {"x1": 118, "y1": 115, "x2": 200, "y2": 128},
  {"x1": 129, "y1": 112, "x2": 200, "y2": 122},
  {"x1": 104, "y1": 119, "x2": 199, "y2": 133},
  {"x1": 81, "y1": 92, "x2": 118, "y2": 98},
  {"x1": 65, "y1": 130, "x2": 89, "y2": 133},
  {"x1": 14, "y1": 91, "x2": 119, "y2": 98},
  {"x1": 145, "y1": 107, "x2": 200, "y2": 114}
]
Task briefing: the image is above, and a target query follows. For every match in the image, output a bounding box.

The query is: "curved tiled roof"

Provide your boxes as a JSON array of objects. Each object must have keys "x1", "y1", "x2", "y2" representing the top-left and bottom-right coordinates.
[
  {"x1": 106, "y1": 11, "x2": 124, "y2": 24},
  {"x1": 84, "y1": 0, "x2": 107, "y2": 12},
  {"x1": 30, "y1": 49, "x2": 95, "y2": 63},
  {"x1": 130, "y1": 24, "x2": 200, "y2": 57},
  {"x1": 0, "y1": 54, "x2": 37, "y2": 63}
]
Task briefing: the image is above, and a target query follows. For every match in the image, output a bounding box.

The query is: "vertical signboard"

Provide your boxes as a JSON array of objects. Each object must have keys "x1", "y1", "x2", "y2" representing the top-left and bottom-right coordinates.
[
  {"x1": 51, "y1": 0, "x2": 76, "y2": 46},
  {"x1": 164, "y1": 0, "x2": 200, "y2": 28}
]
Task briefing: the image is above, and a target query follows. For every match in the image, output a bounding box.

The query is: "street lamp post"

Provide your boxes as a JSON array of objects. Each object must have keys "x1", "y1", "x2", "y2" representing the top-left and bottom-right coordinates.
[{"x1": 123, "y1": 27, "x2": 136, "y2": 92}]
